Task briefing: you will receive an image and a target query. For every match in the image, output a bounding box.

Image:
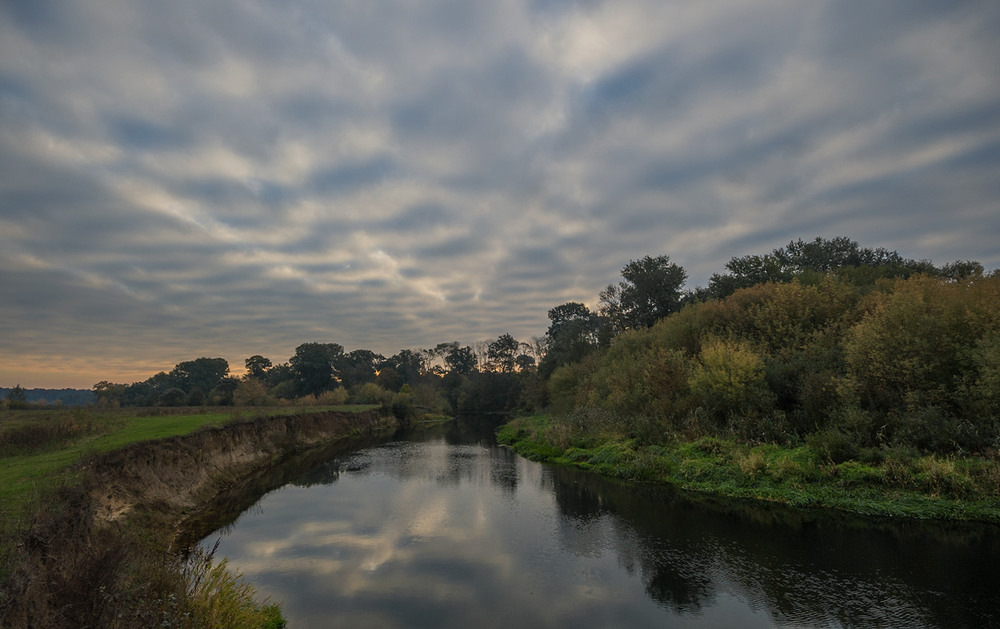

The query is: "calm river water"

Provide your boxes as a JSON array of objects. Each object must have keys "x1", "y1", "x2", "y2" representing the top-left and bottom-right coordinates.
[{"x1": 201, "y1": 419, "x2": 999, "y2": 628}]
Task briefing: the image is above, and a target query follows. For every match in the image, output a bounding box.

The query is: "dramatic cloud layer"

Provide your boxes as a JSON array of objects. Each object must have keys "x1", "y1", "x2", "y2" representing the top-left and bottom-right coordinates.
[{"x1": 2, "y1": 0, "x2": 999, "y2": 387}]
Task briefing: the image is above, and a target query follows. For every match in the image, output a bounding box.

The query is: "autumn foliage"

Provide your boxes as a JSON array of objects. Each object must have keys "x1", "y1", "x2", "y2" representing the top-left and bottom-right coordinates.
[{"x1": 548, "y1": 272, "x2": 1000, "y2": 454}]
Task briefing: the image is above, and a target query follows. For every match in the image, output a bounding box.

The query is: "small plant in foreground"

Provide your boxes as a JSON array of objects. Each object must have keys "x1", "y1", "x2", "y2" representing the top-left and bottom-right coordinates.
[{"x1": 185, "y1": 541, "x2": 286, "y2": 628}]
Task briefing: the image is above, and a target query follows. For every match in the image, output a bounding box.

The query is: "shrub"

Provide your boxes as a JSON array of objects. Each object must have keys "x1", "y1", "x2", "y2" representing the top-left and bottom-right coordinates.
[
  {"x1": 316, "y1": 387, "x2": 349, "y2": 406},
  {"x1": 353, "y1": 382, "x2": 392, "y2": 405},
  {"x1": 688, "y1": 339, "x2": 773, "y2": 423},
  {"x1": 806, "y1": 429, "x2": 859, "y2": 464},
  {"x1": 159, "y1": 388, "x2": 187, "y2": 407},
  {"x1": 232, "y1": 379, "x2": 272, "y2": 406}
]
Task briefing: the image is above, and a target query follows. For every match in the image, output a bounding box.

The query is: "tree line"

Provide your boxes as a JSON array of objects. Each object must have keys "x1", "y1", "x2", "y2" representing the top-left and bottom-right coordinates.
[
  {"x1": 90, "y1": 334, "x2": 546, "y2": 417},
  {"x1": 85, "y1": 235, "x2": 997, "y2": 455}
]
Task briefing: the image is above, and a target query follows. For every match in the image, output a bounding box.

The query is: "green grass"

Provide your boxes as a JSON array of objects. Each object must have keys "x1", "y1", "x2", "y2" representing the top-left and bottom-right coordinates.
[{"x1": 497, "y1": 415, "x2": 1000, "y2": 523}]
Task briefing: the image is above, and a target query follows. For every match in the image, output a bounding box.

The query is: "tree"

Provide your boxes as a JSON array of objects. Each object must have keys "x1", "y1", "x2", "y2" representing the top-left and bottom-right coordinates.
[
  {"x1": 159, "y1": 387, "x2": 187, "y2": 407},
  {"x1": 169, "y1": 357, "x2": 230, "y2": 396},
  {"x1": 244, "y1": 355, "x2": 273, "y2": 380},
  {"x1": 939, "y1": 260, "x2": 983, "y2": 282},
  {"x1": 487, "y1": 334, "x2": 520, "y2": 373},
  {"x1": 444, "y1": 345, "x2": 478, "y2": 374},
  {"x1": 209, "y1": 376, "x2": 241, "y2": 405},
  {"x1": 422, "y1": 342, "x2": 459, "y2": 375},
  {"x1": 515, "y1": 353, "x2": 536, "y2": 372},
  {"x1": 92, "y1": 381, "x2": 126, "y2": 407},
  {"x1": 539, "y1": 302, "x2": 601, "y2": 378},
  {"x1": 290, "y1": 342, "x2": 344, "y2": 397},
  {"x1": 233, "y1": 378, "x2": 271, "y2": 406},
  {"x1": 380, "y1": 349, "x2": 425, "y2": 387},
  {"x1": 336, "y1": 349, "x2": 384, "y2": 389},
  {"x1": 706, "y1": 237, "x2": 948, "y2": 298},
  {"x1": 601, "y1": 255, "x2": 687, "y2": 332},
  {"x1": 6, "y1": 384, "x2": 27, "y2": 409}
]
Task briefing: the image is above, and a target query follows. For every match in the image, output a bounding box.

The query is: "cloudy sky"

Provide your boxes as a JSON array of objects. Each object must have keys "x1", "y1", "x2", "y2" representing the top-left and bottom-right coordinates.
[{"x1": 2, "y1": 0, "x2": 998, "y2": 388}]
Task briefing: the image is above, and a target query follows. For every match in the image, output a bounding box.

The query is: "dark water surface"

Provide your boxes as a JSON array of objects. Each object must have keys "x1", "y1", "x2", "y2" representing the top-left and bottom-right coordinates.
[{"x1": 202, "y1": 419, "x2": 999, "y2": 628}]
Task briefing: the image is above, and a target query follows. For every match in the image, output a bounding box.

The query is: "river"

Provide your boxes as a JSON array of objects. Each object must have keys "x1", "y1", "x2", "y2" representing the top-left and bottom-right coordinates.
[{"x1": 200, "y1": 418, "x2": 999, "y2": 627}]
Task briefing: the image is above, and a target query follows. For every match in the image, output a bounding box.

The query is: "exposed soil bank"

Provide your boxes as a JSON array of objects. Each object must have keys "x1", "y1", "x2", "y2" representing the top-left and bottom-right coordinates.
[
  {"x1": 0, "y1": 409, "x2": 399, "y2": 628},
  {"x1": 88, "y1": 409, "x2": 398, "y2": 528}
]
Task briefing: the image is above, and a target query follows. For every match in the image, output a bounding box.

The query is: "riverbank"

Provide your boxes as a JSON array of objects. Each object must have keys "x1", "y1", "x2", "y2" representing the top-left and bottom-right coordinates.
[
  {"x1": 497, "y1": 415, "x2": 1000, "y2": 523},
  {"x1": 0, "y1": 408, "x2": 398, "y2": 628}
]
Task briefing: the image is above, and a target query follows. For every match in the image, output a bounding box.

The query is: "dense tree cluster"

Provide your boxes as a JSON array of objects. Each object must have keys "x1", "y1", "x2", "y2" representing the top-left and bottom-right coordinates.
[{"x1": 540, "y1": 238, "x2": 996, "y2": 455}]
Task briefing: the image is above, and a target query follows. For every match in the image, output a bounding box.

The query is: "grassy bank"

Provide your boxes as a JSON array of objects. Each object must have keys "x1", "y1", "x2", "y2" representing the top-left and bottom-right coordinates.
[
  {"x1": 0, "y1": 405, "x2": 381, "y2": 628},
  {"x1": 497, "y1": 415, "x2": 1000, "y2": 523}
]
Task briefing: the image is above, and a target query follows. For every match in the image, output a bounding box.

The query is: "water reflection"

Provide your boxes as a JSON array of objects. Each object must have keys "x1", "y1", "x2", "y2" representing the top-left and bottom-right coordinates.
[{"x1": 202, "y1": 420, "x2": 1000, "y2": 628}]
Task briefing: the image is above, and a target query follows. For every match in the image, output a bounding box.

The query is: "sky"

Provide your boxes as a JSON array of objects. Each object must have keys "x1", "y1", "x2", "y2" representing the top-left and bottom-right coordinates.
[{"x1": 2, "y1": 0, "x2": 999, "y2": 389}]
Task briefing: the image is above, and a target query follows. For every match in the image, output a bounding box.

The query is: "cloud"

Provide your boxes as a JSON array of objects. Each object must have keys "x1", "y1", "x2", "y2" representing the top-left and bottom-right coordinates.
[{"x1": 1, "y1": 0, "x2": 998, "y2": 387}]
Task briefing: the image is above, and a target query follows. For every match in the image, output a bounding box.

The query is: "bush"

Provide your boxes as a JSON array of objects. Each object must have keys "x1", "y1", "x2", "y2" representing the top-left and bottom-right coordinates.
[
  {"x1": 232, "y1": 379, "x2": 273, "y2": 406},
  {"x1": 687, "y1": 339, "x2": 773, "y2": 424},
  {"x1": 353, "y1": 382, "x2": 392, "y2": 405},
  {"x1": 316, "y1": 387, "x2": 349, "y2": 406},
  {"x1": 806, "y1": 429, "x2": 859, "y2": 464},
  {"x1": 159, "y1": 388, "x2": 187, "y2": 407}
]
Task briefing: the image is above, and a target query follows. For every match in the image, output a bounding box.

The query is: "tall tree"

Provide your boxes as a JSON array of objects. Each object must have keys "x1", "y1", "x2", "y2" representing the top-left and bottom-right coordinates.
[
  {"x1": 444, "y1": 345, "x2": 478, "y2": 375},
  {"x1": 487, "y1": 334, "x2": 520, "y2": 373},
  {"x1": 380, "y1": 349, "x2": 425, "y2": 387},
  {"x1": 336, "y1": 349, "x2": 384, "y2": 389},
  {"x1": 168, "y1": 357, "x2": 230, "y2": 395},
  {"x1": 539, "y1": 302, "x2": 601, "y2": 378},
  {"x1": 244, "y1": 355, "x2": 273, "y2": 380},
  {"x1": 92, "y1": 381, "x2": 126, "y2": 407},
  {"x1": 601, "y1": 255, "x2": 687, "y2": 332},
  {"x1": 290, "y1": 343, "x2": 344, "y2": 397}
]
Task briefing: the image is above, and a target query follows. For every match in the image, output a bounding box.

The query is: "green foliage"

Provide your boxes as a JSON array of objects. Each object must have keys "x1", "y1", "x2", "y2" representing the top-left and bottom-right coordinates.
[
  {"x1": 498, "y1": 416, "x2": 1000, "y2": 522},
  {"x1": 540, "y1": 266, "x2": 1000, "y2": 456},
  {"x1": 600, "y1": 255, "x2": 688, "y2": 332},
  {"x1": 539, "y1": 302, "x2": 602, "y2": 378},
  {"x1": 232, "y1": 379, "x2": 273, "y2": 406},
  {"x1": 336, "y1": 349, "x2": 384, "y2": 389},
  {"x1": 486, "y1": 333, "x2": 520, "y2": 373},
  {"x1": 806, "y1": 429, "x2": 859, "y2": 464},
  {"x1": 316, "y1": 387, "x2": 350, "y2": 406},
  {"x1": 159, "y1": 387, "x2": 188, "y2": 407},
  {"x1": 353, "y1": 382, "x2": 393, "y2": 405},
  {"x1": 169, "y1": 357, "x2": 231, "y2": 397},
  {"x1": 290, "y1": 343, "x2": 344, "y2": 397},
  {"x1": 707, "y1": 236, "x2": 932, "y2": 298},
  {"x1": 443, "y1": 345, "x2": 478, "y2": 375},
  {"x1": 687, "y1": 338, "x2": 773, "y2": 423},
  {"x1": 244, "y1": 355, "x2": 273, "y2": 380}
]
